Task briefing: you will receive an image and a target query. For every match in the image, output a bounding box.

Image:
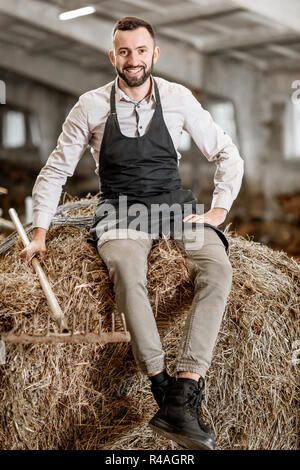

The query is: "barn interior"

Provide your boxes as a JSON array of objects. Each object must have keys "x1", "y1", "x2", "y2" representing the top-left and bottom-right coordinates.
[
  {"x1": 0, "y1": 0, "x2": 300, "y2": 260},
  {"x1": 0, "y1": 0, "x2": 299, "y2": 452}
]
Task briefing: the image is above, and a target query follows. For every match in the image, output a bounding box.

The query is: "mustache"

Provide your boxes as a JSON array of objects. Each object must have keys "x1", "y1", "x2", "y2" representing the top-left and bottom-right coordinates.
[{"x1": 124, "y1": 65, "x2": 145, "y2": 70}]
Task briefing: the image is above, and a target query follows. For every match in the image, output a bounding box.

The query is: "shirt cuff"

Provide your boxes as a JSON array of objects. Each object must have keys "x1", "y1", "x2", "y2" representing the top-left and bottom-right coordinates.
[
  {"x1": 210, "y1": 194, "x2": 232, "y2": 213},
  {"x1": 32, "y1": 211, "x2": 52, "y2": 231}
]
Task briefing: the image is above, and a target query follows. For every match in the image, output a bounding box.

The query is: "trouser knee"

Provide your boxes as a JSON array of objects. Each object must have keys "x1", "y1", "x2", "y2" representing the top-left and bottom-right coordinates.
[
  {"x1": 193, "y1": 254, "x2": 233, "y2": 295},
  {"x1": 99, "y1": 241, "x2": 149, "y2": 289},
  {"x1": 108, "y1": 257, "x2": 147, "y2": 289}
]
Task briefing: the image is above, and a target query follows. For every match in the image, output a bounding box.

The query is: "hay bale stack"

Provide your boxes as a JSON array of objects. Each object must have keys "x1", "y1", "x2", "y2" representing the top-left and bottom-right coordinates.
[{"x1": 0, "y1": 202, "x2": 299, "y2": 450}]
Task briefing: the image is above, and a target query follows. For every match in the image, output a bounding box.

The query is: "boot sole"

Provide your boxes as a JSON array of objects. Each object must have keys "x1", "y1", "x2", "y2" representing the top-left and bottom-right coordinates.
[{"x1": 149, "y1": 416, "x2": 215, "y2": 450}]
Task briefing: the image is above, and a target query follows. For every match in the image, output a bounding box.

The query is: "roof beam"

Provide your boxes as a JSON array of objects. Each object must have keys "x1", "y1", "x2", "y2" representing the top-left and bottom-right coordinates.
[
  {"x1": 0, "y1": 0, "x2": 204, "y2": 89},
  {"x1": 0, "y1": 41, "x2": 113, "y2": 95},
  {"x1": 231, "y1": 0, "x2": 300, "y2": 35},
  {"x1": 225, "y1": 50, "x2": 268, "y2": 71},
  {"x1": 119, "y1": 0, "x2": 166, "y2": 14},
  {"x1": 195, "y1": 19, "x2": 237, "y2": 35},
  {"x1": 0, "y1": 0, "x2": 113, "y2": 51},
  {"x1": 266, "y1": 44, "x2": 300, "y2": 61},
  {"x1": 29, "y1": 37, "x2": 74, "y2": 55},
  {"x1": 142, "y1": 0, "x2": 239, "y2": 27},
  {"x1": 157, "y1": 7, "x2": 295, "y2": 53},
  {"x1": 160, "y1": 4, "x2": 298, "y2": 53},
  {"x1": 196, "y1": 27, "x2": 296, "y2": 53}
]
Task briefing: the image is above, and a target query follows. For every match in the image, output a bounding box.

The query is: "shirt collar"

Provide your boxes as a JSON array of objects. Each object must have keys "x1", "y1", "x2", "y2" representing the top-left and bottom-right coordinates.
[{"x1": 115, "y1": 75, "x2": 156, "y2": 105}]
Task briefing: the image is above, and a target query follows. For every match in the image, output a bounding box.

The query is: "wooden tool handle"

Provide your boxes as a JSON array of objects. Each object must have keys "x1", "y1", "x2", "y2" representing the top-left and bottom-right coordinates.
[{"x1": 8, "y1": 208, "x2": 69, "y2": 332}]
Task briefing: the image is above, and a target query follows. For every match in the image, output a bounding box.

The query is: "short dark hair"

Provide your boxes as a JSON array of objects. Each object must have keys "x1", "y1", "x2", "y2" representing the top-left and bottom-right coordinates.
[{"x1": 112, "y1": 17, "x2": 155, "y2": 43}]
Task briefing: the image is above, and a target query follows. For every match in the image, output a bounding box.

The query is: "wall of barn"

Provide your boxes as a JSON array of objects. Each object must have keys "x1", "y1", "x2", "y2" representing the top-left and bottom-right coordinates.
[
  {"x1": 0, "y1": 68, "x2": 99, "y2": 218},
  {"x1": 201, "y1": 57, "x2": 300, "y2": 223}
]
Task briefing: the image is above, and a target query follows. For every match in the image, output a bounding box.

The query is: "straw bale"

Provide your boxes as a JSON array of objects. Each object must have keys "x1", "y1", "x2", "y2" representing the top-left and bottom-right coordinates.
[{"x1": 0, "y1": 201, "x2": 299, "y2": 450}]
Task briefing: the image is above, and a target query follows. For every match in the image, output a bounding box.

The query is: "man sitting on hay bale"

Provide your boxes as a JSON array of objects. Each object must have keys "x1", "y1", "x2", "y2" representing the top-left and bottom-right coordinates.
[{"x1": 20, "y1": 17, "x2": 244, "y2": 450}]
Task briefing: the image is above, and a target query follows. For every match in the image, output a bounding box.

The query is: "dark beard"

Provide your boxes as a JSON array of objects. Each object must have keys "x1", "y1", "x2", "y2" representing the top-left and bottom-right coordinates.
[{"x1": 117, "y1": 58, "x2": 154, "y2": 87}]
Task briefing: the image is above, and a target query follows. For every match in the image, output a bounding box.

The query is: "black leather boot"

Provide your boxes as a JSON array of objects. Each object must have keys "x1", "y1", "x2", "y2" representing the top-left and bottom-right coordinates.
[
  {"x1": 150, "y1": 371, "x2": 174, "y2": 408},
  {"x1": 149, "y1": 377, "x2": 215, "y2": 450}
]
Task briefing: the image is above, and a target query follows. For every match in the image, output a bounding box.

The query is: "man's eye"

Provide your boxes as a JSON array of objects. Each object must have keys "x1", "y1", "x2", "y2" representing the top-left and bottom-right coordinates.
[
  {"x1": 139, "y1": 49, "x2": 146, "y2": 53},
  {"x1": 120, "y1": 50, "x2": 127, "y2": 55}
]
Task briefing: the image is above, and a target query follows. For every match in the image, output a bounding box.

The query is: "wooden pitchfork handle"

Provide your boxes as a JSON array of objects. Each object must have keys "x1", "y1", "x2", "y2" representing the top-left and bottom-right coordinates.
[{"x1": 8, "y1": 208, "x2": 69, "y2": 333}]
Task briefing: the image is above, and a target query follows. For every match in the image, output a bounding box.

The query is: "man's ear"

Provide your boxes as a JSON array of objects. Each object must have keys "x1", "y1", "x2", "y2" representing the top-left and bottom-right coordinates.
[
  {"x1": 153, "y1": 46, "x2": 160, "y2": 65},
  {"x1": 108, "y1": 49, "x2": 115, "y2": 66}
]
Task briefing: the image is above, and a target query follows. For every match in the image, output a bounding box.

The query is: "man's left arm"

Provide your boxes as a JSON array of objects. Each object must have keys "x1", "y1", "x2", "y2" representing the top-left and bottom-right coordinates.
[{"x1": 181, "y1": 88, "x2": 244, "y2": 227}]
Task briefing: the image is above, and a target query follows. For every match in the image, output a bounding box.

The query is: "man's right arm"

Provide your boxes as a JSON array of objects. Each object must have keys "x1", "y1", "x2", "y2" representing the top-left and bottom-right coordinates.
[{"x1": 21, "y1": 95, "x2": 91, "y2": 262}]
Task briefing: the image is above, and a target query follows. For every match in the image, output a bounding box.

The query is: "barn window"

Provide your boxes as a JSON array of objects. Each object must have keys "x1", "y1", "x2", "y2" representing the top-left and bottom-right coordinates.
[
  {"x1": 283, "y1": 98, "x2": 300, "y2": 160},
  {"x1": 0, "y1": 107, "x2": 41, "y2": 149},
  {"x1": 2, "y1": 111, "x2": 26, "y2": 148}
]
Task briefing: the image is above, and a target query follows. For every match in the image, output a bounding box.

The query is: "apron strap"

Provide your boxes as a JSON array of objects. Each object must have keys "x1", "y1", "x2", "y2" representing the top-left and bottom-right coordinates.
[
  {"x1": 153, "y1": 79, "x2": 161, "y2": 108},
  {"x1": 110, "y1": 82, "x2": 117, "y2": 114}
]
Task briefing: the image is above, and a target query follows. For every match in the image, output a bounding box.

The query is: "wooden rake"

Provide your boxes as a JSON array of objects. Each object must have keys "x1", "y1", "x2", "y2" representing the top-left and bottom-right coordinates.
[{"x1": 0, "y1": 209, "x2": 130, "y2": 360}]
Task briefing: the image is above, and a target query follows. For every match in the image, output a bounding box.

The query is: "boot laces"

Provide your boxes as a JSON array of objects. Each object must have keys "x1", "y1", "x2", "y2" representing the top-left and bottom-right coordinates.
[
  {"x1": 186, "y1": 381, "x2": 212, "y2": 434},
  {"x1": 187, "y1": 378, "x2": 204, "y2": 407},
  {"x1": 187, "y1": 385, "x2": 202, "y2": 414}
]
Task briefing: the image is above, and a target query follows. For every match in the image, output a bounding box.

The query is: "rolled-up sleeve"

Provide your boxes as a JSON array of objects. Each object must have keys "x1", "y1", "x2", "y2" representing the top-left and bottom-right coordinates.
[
  {"x1": 182, "y1": 89, "x2": 244, "y2": 212},
  {"x1": 32, "y1": 96, "x2": 90, "y2": 229}
]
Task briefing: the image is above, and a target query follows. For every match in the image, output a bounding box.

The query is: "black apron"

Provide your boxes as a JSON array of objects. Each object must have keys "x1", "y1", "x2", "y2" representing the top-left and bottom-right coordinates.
[{"x1": 89, "y1": 78, "x2": 229, "y2": 252}]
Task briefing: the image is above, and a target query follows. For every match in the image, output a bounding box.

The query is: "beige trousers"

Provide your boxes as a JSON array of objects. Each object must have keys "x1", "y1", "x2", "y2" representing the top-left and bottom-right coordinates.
[{"x1": 97, "y1": 226, "x2": 232, "y2": 378}]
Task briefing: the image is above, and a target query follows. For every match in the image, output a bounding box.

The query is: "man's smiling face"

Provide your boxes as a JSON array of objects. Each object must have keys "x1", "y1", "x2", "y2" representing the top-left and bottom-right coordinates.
[{"x1": 109, "y1": 27, "x2": 160, "y2": 87}]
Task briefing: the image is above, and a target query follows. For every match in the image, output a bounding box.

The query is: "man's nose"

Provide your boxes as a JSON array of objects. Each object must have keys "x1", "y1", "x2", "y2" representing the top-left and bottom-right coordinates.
[{"x1": 127, "y1": 51, "x2": 140, "y2": 66}]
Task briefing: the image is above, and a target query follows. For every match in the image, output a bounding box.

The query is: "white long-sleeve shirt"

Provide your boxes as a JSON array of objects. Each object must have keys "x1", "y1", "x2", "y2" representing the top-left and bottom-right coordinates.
[{"x1": 32, "y1": 75, "x2": 244, "y2": 230}]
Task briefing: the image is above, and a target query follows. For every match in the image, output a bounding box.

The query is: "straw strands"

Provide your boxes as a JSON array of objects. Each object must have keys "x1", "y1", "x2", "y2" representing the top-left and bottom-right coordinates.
[{"x1": 0, "y1": 201, "x2": 299, "y2": 450}]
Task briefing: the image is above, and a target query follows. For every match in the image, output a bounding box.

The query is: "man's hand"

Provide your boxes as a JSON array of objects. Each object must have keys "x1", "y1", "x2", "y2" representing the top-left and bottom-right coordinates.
[
  {"x1": 183, "y1": 207, "x2": 228, "y2": 227},
  {"x1": 20, "y1": 227, "x2": 47, "y2": 264}
]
